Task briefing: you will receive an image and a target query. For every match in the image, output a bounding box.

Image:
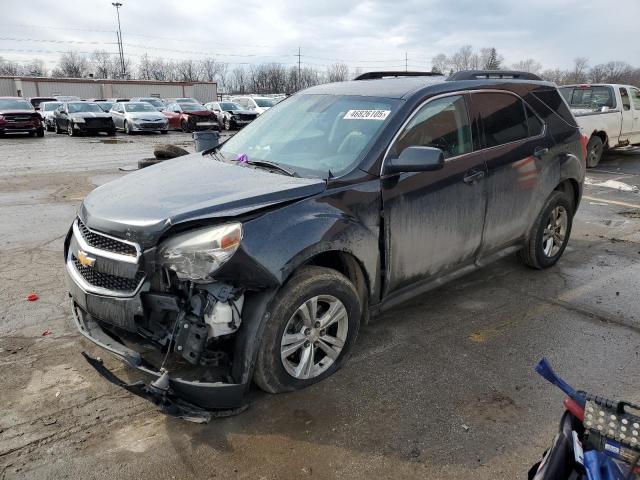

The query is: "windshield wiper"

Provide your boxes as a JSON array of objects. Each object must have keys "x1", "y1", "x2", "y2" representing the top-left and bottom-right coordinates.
[{"x1": 245, "y1": 159, "x2": 297, "y2": 177}]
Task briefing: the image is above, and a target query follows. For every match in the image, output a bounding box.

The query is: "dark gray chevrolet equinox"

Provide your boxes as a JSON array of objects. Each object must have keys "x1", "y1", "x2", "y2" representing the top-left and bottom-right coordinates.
[{"x1": 64, "y1": 70, "x2": 586, "y2": 420}]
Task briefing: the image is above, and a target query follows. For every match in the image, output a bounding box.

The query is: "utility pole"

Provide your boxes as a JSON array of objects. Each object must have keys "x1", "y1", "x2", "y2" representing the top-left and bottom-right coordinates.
[
  {"x1": 296, "y1": 46, "x2": 301, "y2": 91},
  {"x1": 112, "y1": 2, "x2": 125, "y2": 78},
  {"x1": 405, "y1": 51, "x2": 408, "y2": 72}
]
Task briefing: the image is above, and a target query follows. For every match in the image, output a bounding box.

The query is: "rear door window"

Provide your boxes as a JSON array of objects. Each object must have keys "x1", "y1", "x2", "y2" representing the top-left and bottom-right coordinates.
[
  {"x1": 620, "y1": 87, "x2": 631, "y2": 111},
  {"x1": 474, "y1": 92, "x2": 529, "y2": 148},
  {"x1": 631, "y1": 88, "x2": 640, "y2": 110}
]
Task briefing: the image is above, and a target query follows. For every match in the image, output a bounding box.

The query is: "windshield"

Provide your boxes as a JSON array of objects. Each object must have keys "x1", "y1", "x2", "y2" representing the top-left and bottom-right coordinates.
[
  {"x1": 68, "y1": 103, "x2": 102, "y2": 113},
  {"x1": 559, "y1": 86, "x2": 616, "y2": 110},
  {"x1": 125, "y1": 103, "x2": 157, "y2": 112},
  {"x1": 43, "y1": 102, "x2": 62, "y2": 111},
  {"x1": 97, "y1": 102, "x2": 113, "y2": 112},
  {"x1": 220, "y1": 102, "x2": 242, "y2": 110},
  {"x1": 140, "y1": 98, "x2": 164, "y2": 108},
  {"x1": 0, "y1": 99, "x2": 33, "y2": 110},
  {"x1": 219, "y1": 94, "x2": 398, "y2": 177},
  {"x1": 180, "y1": 103, "x2": 206, "y2": 112},
  {"x1": 255, "y1": 98, "x2": 276, "y2": 107}
]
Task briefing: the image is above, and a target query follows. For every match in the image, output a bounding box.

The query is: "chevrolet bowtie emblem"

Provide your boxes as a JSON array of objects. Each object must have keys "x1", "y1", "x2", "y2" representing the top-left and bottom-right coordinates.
[{"x1": 77, "y1": 250, "x2": 96, "y2": 267}]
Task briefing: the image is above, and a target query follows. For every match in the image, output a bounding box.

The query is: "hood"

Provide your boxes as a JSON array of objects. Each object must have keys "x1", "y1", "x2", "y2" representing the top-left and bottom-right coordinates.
[
  {"x1": 69, "y1": 111, "x2": 112, "y2": 119},
  {"x1": 80, "y1": 153, "x2": 326, "y2": 246},
  {"x1": 126, "y1": 111, "x2": 166, "y2": 121},
  {"x1": 229, "y1": 109, "x2": 257, "y2": 116},
  {"x1": 0, "y1": 108, "x2": 36, "y2": 115}
]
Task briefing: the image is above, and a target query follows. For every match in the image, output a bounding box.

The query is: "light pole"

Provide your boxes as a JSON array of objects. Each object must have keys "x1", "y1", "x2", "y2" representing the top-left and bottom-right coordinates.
[{"x1": 112, "y1": 2, "x2": 126, "y2": 78}]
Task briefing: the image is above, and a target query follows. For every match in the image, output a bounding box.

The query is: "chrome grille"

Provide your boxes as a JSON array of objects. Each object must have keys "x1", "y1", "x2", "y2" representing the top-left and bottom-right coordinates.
[
  {"x1": 72, "y1": 255, "x2": 144, "y2": 293},
  {"x1": 77, "y1": 219, "x2": 137, "y2": 257}
]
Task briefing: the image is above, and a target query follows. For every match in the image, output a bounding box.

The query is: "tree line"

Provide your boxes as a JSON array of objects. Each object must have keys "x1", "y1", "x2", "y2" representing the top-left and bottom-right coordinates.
[{"x1": 1, "y1": 46, "x2": 639, "y2": 94}]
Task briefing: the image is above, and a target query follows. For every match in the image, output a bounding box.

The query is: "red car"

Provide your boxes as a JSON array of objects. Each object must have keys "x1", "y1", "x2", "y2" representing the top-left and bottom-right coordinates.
[
  {"x1": 163, "y1": 102, "x2": 220, "y2": 132},
  {"x1": 0, "y1": 97, "x2": 44, "y2": 137}
]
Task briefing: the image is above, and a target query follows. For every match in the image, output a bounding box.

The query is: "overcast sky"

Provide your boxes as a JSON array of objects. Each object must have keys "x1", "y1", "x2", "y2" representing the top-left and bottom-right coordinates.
[{"x1": 1, "y1": 0, "x2": 639, "y2": 72}]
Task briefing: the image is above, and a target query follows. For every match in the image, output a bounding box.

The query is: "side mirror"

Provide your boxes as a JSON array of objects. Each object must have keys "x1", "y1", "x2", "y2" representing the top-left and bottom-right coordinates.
[{"x1": 384, "y1": 146, "x2": 445, "y2": 175}]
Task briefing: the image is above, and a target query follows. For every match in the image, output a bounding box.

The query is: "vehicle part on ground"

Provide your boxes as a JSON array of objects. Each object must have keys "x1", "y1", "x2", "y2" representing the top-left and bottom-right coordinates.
[
  {"x1": 518, "y1": 191, "x2": 574, "y2": 269},
  {"x1": 153, "y1": 144, "x2": 189, "y2": 159}
]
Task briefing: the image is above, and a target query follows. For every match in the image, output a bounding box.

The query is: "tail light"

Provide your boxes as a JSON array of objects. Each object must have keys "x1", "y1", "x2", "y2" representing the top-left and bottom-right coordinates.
[{"x1": 579, "y1": 131, "x2": 589, "y2": 161}]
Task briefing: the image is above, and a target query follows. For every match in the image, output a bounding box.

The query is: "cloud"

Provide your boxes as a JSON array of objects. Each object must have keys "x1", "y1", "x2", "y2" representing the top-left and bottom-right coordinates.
[{"x1": 0, "y1": 0, "x2": 638, "y2": 71}]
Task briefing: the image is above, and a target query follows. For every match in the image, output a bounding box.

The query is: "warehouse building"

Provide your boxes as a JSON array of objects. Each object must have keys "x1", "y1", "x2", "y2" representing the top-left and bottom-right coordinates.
[{"x1": 0, "y1": 76, "x2": 217, "y2": 103}]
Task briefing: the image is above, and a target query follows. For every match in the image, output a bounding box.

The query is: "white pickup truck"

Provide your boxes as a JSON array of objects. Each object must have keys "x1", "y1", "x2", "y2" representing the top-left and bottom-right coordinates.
[{"x1": 559, "y1": 84, "x2": 640, "y2": 167}]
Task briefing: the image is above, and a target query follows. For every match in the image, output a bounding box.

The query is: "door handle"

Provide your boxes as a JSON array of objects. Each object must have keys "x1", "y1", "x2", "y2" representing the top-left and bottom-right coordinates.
[
  {"x1": 533, "y1": 147, "x2": 549, "y2": 158},
  {"x1": 462, "y1": 170, "x2": 485, "y2": 184}
]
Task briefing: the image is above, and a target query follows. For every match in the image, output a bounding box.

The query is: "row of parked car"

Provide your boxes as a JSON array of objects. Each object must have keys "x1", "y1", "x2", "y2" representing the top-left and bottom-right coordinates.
[{"x1": 0, "y1": 94, "x2": 282, "y2": 137}]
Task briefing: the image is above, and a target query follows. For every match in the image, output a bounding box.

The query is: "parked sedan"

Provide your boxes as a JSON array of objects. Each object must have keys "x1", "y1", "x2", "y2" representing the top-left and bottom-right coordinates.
[
  {"x1": 53, "y1": 102, "x2": 116, "y2": 136},
  {"x1": 28, "y1": 97, "x2": 57, "y2": 111},
  {"x1": 39, "y1": 101, "x2": 63, "y2": 131},
  {"x1": 130, "y1": 97, "x2": 166, "y2": 111},
  {"x1": 109, "y1": 102, "x2": 169, "y2": 134},
  {"x1": 0, "y1": 96, "x2": 44, "y2": 137},
  {"x1": 163, "y1": 102, "x2": 219, "y2": 132},
  {"x1": 204, "y1": 101, "x2": 258, "y2": 130}
]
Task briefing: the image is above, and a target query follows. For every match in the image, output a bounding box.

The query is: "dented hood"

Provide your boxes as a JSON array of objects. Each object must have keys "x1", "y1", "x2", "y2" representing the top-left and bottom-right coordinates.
[{"x1": 80, "y1": 153, "x2": 326, "y2": 246}]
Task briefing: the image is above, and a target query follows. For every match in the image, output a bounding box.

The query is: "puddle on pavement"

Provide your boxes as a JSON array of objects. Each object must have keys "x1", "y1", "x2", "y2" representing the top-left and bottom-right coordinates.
[
  {"x1": 93, "y1": 138, "x2": 134, "y2": 144},
  {"x1": 619, "y1": 209, "x2": 640, "y2": 218}
]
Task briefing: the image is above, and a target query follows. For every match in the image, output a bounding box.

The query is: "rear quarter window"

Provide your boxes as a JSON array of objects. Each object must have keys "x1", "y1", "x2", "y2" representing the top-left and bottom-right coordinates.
[
  {"x1": 474, "y1": 92, "x2": 529, "y2": 148},
  {"x1": 533, "y1": 89, "x2": 578, "y2": 127}
]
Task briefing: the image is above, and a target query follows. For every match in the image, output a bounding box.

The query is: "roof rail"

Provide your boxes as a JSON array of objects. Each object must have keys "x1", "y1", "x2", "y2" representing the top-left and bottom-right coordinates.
[
  {"x1": 447, "y1": 70, "x2": 542, "y2": 81},
  {"x1": 354, "y1": 71, "x2": 443, "y2": 81}
]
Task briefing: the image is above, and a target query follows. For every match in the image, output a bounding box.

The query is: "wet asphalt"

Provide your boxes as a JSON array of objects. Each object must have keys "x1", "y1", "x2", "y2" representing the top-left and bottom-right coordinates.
[{"x1": 1, "y1": 132, "x2": 640, "y2": 479}]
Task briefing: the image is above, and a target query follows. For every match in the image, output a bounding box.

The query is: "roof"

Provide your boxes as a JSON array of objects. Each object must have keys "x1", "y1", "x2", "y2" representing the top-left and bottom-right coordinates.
[{"x1": 303, "y1": 75, "x2": 447, "y2": 99}]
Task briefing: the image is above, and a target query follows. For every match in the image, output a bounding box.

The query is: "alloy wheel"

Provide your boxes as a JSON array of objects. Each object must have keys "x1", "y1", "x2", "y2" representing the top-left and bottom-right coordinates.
[
  {"x1": 542, "y1": 206, "x2": 568, "y2": 257},
  {"x1": 280, "y1": 295, "x2": 348, "y2": 380}
]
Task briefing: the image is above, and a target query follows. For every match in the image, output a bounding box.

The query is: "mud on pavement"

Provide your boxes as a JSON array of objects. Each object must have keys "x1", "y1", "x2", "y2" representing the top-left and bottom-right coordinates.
[{"x1": 2, "y1": 134, "x2": 640, "y2": 479}]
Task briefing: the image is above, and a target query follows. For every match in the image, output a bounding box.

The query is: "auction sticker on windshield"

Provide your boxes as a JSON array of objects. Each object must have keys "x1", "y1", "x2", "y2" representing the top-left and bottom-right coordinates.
[{"x1": 343, "y1": 110, "x2": 390, "y2": 120}]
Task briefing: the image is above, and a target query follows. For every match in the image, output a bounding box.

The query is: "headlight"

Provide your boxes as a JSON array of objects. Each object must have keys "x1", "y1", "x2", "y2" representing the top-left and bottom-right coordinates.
[
  {"x1": 157, "y1": 223, "x2": 242, "y2": 282},
  {"x1": 74, "y1": 117, "x2": 85, "y2": 123}
]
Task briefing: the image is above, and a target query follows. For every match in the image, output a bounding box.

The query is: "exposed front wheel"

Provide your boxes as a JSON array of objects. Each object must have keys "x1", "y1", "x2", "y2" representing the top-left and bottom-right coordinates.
[
  {"x1": 223, "y1": 117, "x2": 231, "y2": 130},
  {"x1": 181, "y1": 120, "x2": 190, "y2": 133},
  {"x1": 254, "y1": 266, "x2": 361, "y2": 393},
  {"x1": 586, "y1": 136, "x2": 603, "y2": 168},
  {"x1": 518, "y1": 190, "x2": 574, "y2": 269},
  {"x1": 68, "y1": 122, "x2": 76, "y2": 136}
]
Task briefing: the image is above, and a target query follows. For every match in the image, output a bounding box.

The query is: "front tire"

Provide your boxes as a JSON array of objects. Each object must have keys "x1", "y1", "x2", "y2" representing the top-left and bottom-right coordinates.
[
  {"x1": 54, "y1": 121, "x2": 62, "y2": 134},
  {"x1": 223, "y1": 117, "x2": 231, "y2": 130},
  {"x1": 518, "y1": 190, "x2": 574, "y2": 269},
  {"x1": 124, "y1": 121, "x2": 133, "y2": 135},
  {"x1": 67, "y1": 122, "x2": 76, "y2": 136},
  {"x1": 254, "y1": 266, "x2": 361, "y2": 393},
  {"x1": 181, "y1": 120, "x2": 190, "y2": 133},
  {"x1": 36, "y1": 127, "x2": 44, "y2": 137},
  {"x1": 586, "y1": 136, "x2": 603, "y2": 168}
]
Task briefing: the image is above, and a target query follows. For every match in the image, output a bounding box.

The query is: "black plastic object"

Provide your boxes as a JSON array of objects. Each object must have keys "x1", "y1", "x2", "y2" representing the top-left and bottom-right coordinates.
[
  {"x1": 447, "y1": 70, "x2": 543, "y2": 81},
  {"x1": 529, "y1": 432, "x2": 577, "y2": 480},
  {"x1": 193, "y1": 130, "x2": 220, "y2": 152},
  {"x1": 174, "y1": 315, "x2": 208, "y2": 364},
  {"x1": 82, "y1": 352, "x2": 248, "y2": 423},
  {"x1": 354, "y1": 71, "x2": 442, "y2": 80}
]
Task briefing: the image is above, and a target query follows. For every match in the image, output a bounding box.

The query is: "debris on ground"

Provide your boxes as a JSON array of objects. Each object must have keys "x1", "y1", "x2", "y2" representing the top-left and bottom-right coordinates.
[
  {"x1": 42, "y1": 329, "x2": 52, "y2": 336},
  {"x1": 26, "y1": 292, "x2": 39, "y2": 301},
  {"x1": 461, "y1": 424, "x2": 470, "y2": 431},
  {"x1": 153, "y1": 144, "x2": 190, "y2": 160}
]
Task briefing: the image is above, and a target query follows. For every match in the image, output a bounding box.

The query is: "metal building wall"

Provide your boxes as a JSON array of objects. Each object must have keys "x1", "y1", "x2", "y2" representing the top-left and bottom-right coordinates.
[{"x1": 0, "y1": 78, "x2": 14, "y2": 96}]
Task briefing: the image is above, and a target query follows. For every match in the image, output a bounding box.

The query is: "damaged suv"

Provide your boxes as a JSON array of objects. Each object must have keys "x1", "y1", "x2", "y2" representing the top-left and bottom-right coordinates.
[{"x1": 65, "y1": 70, "x2": 586, "y2": 420}]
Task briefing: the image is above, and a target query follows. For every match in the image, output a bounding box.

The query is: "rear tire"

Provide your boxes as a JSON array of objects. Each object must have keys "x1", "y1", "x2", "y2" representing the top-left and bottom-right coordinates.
[
  {"x1": 586, "y1": 136, "x2": 603, "y2": 168},
  {"x1": 518, "y1": 190, "x2": 574, "y2": 269},
  {"x1": 181, "y1": 120, "x2": 190, "y2": 133},
  {"x1": 254, "y1": 266, "x2": 361, "y2": 393}
]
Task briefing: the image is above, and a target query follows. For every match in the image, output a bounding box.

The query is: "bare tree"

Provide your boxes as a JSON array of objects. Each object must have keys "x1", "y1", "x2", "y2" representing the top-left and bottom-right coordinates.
[
  {"x1": 22, "y1": 59, "x2": 47, "y2": 76},
  {"x1": 451, "y1": 45, "x2": 474, "y2": 71},
  {"x1": 53, "y1": 51, "x2": 90, "y2": 78},
  {"x1": 564, "y1": 57, "x2": 589, "y2": 84},
  {"x1": 511, "y1": 58, "x2": 542, "y2": 74},
  {"x1": 176, "y1": 59, "x2": 200, "y2": 81},
  {"x1": 0, "y1": 57, "x2": 22, "y2": 76},
  {"x1": 352, "y1": 67, "x2": 363, "y2": 79},
  {"x1": 540, "y1": 68, "x2": 568, "y2": 84},
  {"x1": 91, "y1": 50, "x2": 117, "y2": 79},
  {"x1": 326, "y1": 63, "x2": 350, "y2": 82}
]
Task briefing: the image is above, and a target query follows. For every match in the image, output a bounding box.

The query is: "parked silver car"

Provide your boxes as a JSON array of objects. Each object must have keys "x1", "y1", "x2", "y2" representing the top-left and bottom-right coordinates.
[
  {"x1": 109, "y1": 102, "x2": 169, "y2": 134},
  {"x1": 39, "y1": 101, "x2": 63, "y2": 131},
  {"x1": 130, "y1": 97, "x2": 166, "y2": 111}
]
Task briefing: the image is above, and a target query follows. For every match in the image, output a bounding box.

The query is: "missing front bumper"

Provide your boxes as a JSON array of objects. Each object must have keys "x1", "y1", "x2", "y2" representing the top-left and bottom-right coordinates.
[{"x1": 72, "y1": 302, "x2": 249, "y2": 422}]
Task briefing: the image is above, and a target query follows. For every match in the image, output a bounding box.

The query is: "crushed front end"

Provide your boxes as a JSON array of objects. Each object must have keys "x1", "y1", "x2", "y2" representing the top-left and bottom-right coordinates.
[{"x1": 64, "y1": 217, "x2": 262, "y2": 422}]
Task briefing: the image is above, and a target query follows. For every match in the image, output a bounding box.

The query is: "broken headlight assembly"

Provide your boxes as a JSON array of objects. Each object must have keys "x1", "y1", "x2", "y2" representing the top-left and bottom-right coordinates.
[{"x1": 157, "y1": 223, "x2": 242, "y2": 282}]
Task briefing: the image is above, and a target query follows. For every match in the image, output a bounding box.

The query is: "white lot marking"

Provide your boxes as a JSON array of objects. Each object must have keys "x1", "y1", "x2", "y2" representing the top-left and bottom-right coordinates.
[
  {"x1": 583, "y1": 195, "x2": 640, "y2": 210},
  {"x1": 585, "y1": 177, "x2": 639, "y2": 192}
]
